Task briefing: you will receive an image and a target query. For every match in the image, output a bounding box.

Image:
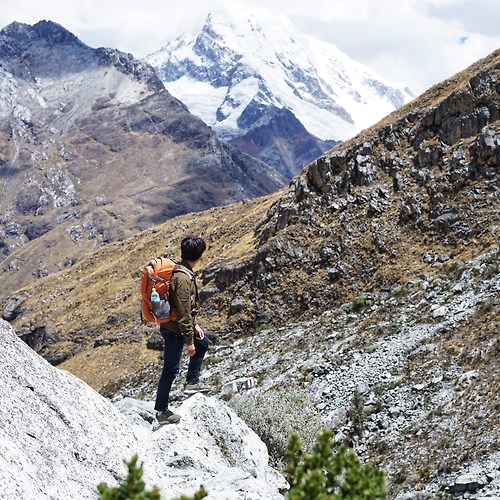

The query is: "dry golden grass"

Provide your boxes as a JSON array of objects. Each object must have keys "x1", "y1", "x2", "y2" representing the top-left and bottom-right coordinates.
[
  {"x1": 10, "y1": 193, "x2": 281, "y2": 391},
  {"x1": 59, "y1": 342, "x2": 160, "y2": 391}
]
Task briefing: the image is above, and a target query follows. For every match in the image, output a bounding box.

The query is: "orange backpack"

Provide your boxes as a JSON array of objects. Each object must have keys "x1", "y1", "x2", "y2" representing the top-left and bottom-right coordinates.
[{"x1": 140, "y1": 257, "x2": 191, "y2": 324}]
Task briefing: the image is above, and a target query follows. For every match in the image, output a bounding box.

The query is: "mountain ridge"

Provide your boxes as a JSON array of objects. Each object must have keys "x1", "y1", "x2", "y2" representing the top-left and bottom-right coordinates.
[{"x1": 0, "y1": 20, "x2": 284, "y2": 299}]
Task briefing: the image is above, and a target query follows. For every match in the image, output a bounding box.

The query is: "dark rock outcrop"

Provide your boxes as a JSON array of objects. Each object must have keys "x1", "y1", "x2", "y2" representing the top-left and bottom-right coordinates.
[{"x1": 231, "y1": 106, "x2": 337, "y2": 179}]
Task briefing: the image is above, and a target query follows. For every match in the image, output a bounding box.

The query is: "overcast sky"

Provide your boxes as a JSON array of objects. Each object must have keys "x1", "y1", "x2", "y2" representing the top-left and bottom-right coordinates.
[{"x1": 1, "y1": 0, "x2": 499, "y2": 95}]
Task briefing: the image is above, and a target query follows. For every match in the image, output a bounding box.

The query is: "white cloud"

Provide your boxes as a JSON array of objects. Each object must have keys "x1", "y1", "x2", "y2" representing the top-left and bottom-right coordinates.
[
  {"x1": 290, "y1": 0, "x2": 500, "y2": 93},
  {"x1": 0, "y1": 0, "x2": 498, "y2": 95}
]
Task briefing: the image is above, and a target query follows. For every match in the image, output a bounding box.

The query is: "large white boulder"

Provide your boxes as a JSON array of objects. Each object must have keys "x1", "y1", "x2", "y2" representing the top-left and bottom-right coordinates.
[{"x1": 0, "y1": 319, "x2": 286, "y2": 499}]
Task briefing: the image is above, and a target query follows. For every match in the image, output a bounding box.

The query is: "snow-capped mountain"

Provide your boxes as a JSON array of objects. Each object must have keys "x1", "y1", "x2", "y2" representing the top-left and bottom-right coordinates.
[{"x1": 146, "y1": 1, "x2": 414, "y2": 176}]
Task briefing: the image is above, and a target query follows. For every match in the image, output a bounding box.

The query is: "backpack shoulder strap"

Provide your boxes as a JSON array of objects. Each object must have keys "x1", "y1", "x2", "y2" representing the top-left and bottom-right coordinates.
[{"x1": 172, "y1": 264, "x2": 195, "y2": 280}]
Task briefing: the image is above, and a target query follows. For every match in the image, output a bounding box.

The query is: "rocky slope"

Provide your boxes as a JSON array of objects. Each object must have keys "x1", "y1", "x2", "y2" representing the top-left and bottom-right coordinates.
[
  {"x1": 197, "y1": 248, "x2": 499, "y2": 499},
  {"x1": 0, "y1": 20, "x2": 284, "y2": 299},
  {"x1": 2, "y1": 48, "x2": 499, "y2": 499},
  {"x1": 197, "y1": 48, "x2": 500, "y2": 338},
  {"x1": 116, "y1": 246, "x2": 499, "y2": 499},
  {"x1": 0, "y1": 319, "x2": 286, "y2": 499}
]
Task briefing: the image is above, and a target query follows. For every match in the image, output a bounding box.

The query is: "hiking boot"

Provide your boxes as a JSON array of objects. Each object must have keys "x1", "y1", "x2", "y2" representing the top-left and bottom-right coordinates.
[
  {"x1": 156, "y1": 409, "x2": 181, "y2": 424},
  {"x1": 184, "y1": 382, "x2": 215, "y2": 395}
]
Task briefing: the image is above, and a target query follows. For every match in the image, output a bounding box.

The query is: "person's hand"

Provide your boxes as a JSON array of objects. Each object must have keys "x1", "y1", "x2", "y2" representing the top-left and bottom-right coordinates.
[
  {"x1": 186, "y1": 343, "x2": 195, "y2": 357},
  {"x1": 194, "y1": 324, "x2": 205, "y2": 339}
]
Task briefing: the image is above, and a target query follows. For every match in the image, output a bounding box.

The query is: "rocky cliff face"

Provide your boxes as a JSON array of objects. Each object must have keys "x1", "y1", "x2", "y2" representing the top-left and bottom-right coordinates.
[
  {"x1": 0, "y1": 21, "x2": 284, "y2": 299},
  {"x1": 202, "y1": 49, "x2": 499, "y2": 335},
  {"x1": 229, "y1": 106, "x2": 337, "y2": 179}
]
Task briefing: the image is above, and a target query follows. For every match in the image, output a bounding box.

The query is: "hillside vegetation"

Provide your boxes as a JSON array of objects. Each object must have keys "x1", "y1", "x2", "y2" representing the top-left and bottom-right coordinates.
[{"x1": 5, "y1": 48, "x2": 499, "y2": 387}]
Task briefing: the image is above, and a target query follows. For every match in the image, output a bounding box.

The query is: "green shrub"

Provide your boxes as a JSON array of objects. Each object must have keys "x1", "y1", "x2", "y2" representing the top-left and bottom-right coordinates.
[
  {"x1": 98, "y1": 455, "x2": 207, "y2": 500},
  {"x1": 98, "y1": 435, "x2": 386, "y2": 500},
  {"x1": 173, "y1": 487, "x2": 208, "y2": 500},
  {"x1": 285, "y1": 430, "x2": 386, "y2": 499},
  {"x1": 229, "y1": 385, "x2": 323, "y2": 468},
  {"x1": 98, "y1": 455, "x2": 161, "y2": 500},
  {"x1": 351, "y1": 297, "x2": 369, "y2": 313},
  {"x1": 349, "y1": 388, "x2": 365, "y2": 436}
]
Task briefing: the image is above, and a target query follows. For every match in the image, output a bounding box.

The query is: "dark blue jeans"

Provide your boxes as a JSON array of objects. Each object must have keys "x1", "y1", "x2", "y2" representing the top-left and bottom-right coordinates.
[{"x1": 154, "y1": 328, "x2": 210, "y2": 412}]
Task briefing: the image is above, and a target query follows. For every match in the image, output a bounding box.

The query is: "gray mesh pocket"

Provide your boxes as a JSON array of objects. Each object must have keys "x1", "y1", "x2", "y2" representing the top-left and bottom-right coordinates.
[{"x1": 152, "y1": 300, "x2": 170, "y2": 318}]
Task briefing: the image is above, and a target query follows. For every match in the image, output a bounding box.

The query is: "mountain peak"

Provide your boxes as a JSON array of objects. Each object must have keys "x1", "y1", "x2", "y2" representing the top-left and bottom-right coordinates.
[
  {"x1": 145, "y1": 4, "x2": 412, "y2": 177},
  {"x1": 146, "y1": 6, "x2": 412, "y2": 144},
  {"x1": 204, "y1": 1, "x2": 294, "y2": 37},
  {"x1": 31, "y1": 20, "x2": 83, "y2": 44},
  {"x1": 0, "y1": 20, "x2": 84, "y2": 57}
]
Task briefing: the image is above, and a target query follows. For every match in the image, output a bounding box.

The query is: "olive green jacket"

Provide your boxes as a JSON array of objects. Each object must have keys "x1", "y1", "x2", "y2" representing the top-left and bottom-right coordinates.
[{"x1": 161, "y1": 260, "x2": 199, "y2": 345}]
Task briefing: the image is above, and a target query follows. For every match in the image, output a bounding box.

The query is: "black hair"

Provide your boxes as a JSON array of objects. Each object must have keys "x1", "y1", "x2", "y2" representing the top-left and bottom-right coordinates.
[{"x1": 181, "y1": 236, "x2": 206, "y2": 261}]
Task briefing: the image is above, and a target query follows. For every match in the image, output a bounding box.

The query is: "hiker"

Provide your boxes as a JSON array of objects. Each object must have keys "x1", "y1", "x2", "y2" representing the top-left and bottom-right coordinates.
[{"x1": 154, "y1": 236, "x2": 212, "y2": 424}]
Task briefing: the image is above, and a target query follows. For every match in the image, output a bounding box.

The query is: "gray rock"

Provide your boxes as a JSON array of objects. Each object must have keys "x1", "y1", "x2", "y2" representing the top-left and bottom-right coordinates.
[
  {"x1": 432, "y1": 305, "x2": 447, "y2": 318},
  {"x1": 229, "y1": 298, "x2": 247, "y2": 315},
  {"x1": 146, "y1": 331, "x2": 164, "y2": 351},
  {"x1": 221, "y1": 377, "x2": 257, "y2": 396},
  {"x1": 388, "y1": 406, "x2": 401, "y2": 418},
  {"x1": 2, "y1": 294, "x2": 27, "y2": 321},
  {"x1": 17, "y1": 324, "x2": 56, "y2": 353},
  {"x1": 447, "y1": 472, "x2": 490, "y2": 494}
]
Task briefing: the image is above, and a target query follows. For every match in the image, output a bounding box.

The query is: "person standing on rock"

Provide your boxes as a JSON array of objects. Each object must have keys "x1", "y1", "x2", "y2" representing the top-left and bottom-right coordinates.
[{"x1": 154, "y1": 236, "x2": 213, "y2": 425}]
